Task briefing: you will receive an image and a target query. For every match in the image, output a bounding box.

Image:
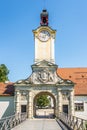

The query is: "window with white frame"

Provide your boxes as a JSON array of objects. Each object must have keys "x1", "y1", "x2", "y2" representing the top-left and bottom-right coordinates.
[{"x1": 75, "y1": 103, "x2": 84, "y2": 111}]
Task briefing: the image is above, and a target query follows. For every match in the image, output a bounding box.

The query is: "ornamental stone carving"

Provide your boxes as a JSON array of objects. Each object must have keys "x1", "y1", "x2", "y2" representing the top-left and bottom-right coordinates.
[
  {"x1": 62, "y1": 91, "x2": 69, "y2": 100},
  {"x1": 37, "y1": 69, "x2": 53, "y2": 83},
  {"x1": 20, "y1": 91, "x2": 28, "y2": 101},
  {"x1": 38, "y1": 70, "x2": 49, "y2": 83},
  {"x1": 15, "y1": 60, "x2": 74, "y2": 86}
]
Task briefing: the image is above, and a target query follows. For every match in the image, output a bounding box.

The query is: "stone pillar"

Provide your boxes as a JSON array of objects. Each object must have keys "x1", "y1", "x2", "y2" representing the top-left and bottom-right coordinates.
[
  {"x1": 28, "y1": 91, "x2": 33, "y2": 118},
  {"x1": 57, "y1": 90, "x2": 62, "y2": 117},
  {"x1": 69, "y1": 90, "x2": 74, "y2": 115},
  {"x1": 15, "y1": 90, "x2": 20, "y2": 114}
]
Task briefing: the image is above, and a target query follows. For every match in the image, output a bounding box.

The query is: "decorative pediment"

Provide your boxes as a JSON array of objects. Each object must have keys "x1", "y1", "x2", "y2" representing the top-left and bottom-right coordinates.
[
  {"x1": 15, "y1": 68, "x2": 74, "y2": 86},
  {"x1": 15, "y1": 60, "x2": 74, "y2": 86}
]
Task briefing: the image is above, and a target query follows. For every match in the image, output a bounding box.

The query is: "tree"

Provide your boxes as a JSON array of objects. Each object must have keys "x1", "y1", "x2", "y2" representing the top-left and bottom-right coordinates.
[
  {"x1": 0, "y1": 64, "x2": 9, "y2": 82},
  {"x1": 36, "y1": 95, "x2": 50, "y2": 108}
]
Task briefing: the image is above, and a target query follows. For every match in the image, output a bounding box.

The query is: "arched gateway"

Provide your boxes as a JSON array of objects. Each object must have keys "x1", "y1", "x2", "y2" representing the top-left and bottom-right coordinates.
[
  {"x1": 14, "y1": 10, "x2": 75, "y2": 119},
  {"x1": 33, "y1": 91, "x2": 56, "y2": 118}
]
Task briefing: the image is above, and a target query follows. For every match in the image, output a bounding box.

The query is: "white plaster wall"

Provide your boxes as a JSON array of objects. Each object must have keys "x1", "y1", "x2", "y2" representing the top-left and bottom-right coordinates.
[
  {"x1": 0, "y1": 96, "x2": 14, "y2": 119},
  {"x1": 34, "y1": 35, "x2": 55, "y2": 63},
  {"x1": 74, "y1": 96, "x2": 87, "y2": 120}
]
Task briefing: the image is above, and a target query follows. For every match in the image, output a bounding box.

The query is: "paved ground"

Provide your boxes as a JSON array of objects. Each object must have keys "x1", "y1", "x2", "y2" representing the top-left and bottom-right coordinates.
[{"x1": 12, "y1": 119, "x2": 63, "y2": 130}]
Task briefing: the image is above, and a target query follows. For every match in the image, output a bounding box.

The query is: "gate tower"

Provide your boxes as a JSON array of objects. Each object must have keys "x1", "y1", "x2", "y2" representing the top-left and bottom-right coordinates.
[{"x1": 14, "y1": 10, "x2": 75, "y2": 118}]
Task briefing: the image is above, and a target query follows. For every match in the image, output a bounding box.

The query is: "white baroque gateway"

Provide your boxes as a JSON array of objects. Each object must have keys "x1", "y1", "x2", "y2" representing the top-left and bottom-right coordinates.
[{"x1": 14, "y1": 10, "x2": 75, "y2": 119}]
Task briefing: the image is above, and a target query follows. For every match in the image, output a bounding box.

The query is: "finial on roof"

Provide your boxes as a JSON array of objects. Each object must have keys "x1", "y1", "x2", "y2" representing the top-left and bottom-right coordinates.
[{"x1": 40, "y1": 9, "x2": 49, "y2": 26}]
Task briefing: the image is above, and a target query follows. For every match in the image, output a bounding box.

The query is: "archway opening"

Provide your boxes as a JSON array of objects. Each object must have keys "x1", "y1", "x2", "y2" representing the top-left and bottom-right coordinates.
[{"x1": 33, "y1": 92, "x2": 56, "y2": 118}]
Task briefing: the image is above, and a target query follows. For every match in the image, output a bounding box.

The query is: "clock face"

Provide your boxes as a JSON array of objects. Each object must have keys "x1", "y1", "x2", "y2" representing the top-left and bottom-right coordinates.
[{"x1": 38, "y1": 30, "x2": 50, "y2": 41}]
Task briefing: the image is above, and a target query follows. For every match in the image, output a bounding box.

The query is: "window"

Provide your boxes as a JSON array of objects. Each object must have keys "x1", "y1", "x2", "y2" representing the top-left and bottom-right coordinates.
[
  {"x1": 75, "y1": 103, "x2": 84, "y2": 111},
  {"x1": 21, "y1": 105, "x2": 27, "y2": 113},
  {"x1": 62, "y1": 105, "x2": 68, "y2": 114}
]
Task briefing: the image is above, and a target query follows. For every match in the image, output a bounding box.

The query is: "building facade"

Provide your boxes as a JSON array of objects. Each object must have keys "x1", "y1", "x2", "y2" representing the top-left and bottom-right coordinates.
[
  {"x1": 0, "y1": 10, "x2": 87, "y2": 119},
  {"x1": 14, "y1": 10, "x2": 74, "y2": 118}
]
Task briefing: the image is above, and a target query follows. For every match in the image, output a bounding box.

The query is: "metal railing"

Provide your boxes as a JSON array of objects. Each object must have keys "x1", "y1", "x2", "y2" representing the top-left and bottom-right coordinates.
[
  {"x1": 0, "y1": 113, "x2": 27, "y2": 130},
  {"x1": 58, "y1": 112, "x2": 87, "y2": 130}
]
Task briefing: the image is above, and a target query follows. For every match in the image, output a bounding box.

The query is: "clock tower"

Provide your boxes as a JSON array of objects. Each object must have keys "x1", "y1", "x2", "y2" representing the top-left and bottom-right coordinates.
[
  {"x1": 33, "y1": 10, "x2": 56, "y2": 63},
  {"x1": 15, "y1": 9, "x2": 75, "y2": 119}
]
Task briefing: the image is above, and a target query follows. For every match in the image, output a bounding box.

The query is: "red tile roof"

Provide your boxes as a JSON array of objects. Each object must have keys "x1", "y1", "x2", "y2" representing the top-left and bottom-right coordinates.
[
  {"x1": 57, "y1": 68, "x2": 87, "y2": 95},
  {"x1": 0, "y1": 82, "x2": 14, "y2": 96}
]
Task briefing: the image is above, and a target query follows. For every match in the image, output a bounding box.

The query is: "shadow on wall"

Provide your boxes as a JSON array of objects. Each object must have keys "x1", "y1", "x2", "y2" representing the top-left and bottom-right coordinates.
[
  {"x1": 0, "y1": 96, "x2": 15, "y2": 119},
  {"x1": 3, "y1": 84, "x2": 14, "y2": 96},
  {"x1": 0, "y1": 84, "x2": 14, "y2": 119}
]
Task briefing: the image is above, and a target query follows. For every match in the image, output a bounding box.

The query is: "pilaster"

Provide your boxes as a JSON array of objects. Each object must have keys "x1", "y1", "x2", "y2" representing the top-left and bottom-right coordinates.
[
  {"x1": 50, "y1": 37, "x2": 55, "y2": 63},
  {"x1": 15, "y1": 90, "x2": 20, "y2": 113},
  {"x1": 69, "y1": 90, "x2": 74, "y2": 115},
  {"x1": 28, "y1": 90, "x2": 33, "y2": 118},
  {"x1": 57, "y1": 90, "x2": 62, "y2": 117}
]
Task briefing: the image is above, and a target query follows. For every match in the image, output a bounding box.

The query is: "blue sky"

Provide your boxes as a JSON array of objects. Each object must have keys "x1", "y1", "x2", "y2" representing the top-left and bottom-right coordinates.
[{"x1": 0, "y1": 0, "x2": 87, "y2": 82}]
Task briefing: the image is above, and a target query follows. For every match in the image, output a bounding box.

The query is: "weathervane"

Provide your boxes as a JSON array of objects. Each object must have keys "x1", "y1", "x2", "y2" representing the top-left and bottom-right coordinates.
[{"x1": 43, "y1": 0, "x2": 46, "y2": 9}]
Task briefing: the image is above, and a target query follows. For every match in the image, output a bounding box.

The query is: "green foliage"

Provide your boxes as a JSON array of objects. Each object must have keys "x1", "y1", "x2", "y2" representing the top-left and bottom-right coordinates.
[
  {"x1": 36, "y1": 95, "x2": 50, "y2": 108},
  {"x1": 0, "y1": 64, "x2": 9, "y2": 82},
  {"x1": 85, "y1": 122, "x2": 87, "y2": 128}
]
